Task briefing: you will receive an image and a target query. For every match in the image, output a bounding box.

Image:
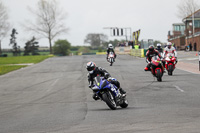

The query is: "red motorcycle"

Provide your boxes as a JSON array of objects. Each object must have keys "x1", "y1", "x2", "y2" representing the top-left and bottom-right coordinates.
[
  {"x1": 150, "y1": 56, "x2": 164, "y2": 82},
  {"x1": 164, "y1": 53, "x2": 176, "y2": 75}
]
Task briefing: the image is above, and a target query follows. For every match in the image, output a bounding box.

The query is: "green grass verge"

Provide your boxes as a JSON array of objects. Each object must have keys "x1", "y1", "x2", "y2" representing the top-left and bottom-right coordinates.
[
  {"x1": 0, "y1": 55, "x2": 52, "y2": 65},
  {"x1": 0, "y1": 55, "x2": 53, "y2": 75},
  {"x1": 1, "y1": 51, "x2": 50, "y2": 57},
  {"x1": 0, "y1": 65, "x2": 27, "y2": 75}
]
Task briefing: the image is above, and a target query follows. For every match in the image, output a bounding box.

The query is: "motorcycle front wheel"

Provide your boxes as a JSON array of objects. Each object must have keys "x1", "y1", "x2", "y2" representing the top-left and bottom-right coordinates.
[
  {"x1": 156, "y1": 69, "x2": 162, "y2": 82},
  {"x1": 102, "y1": 91, "x2": 117, "y2": 110},
  {"x1": 168, "y1": 65, "x2": 173, "y2": 76}
]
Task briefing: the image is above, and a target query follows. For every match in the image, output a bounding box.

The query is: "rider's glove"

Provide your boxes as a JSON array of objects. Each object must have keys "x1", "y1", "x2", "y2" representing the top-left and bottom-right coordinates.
[
  {"x1": 107, "y1": 77, "x2": 112, "y2": 82},
  {"x1": 175, "y1": 57, "x2": 178, "y2": 63},
  {"x1": 104, "y1": 73, "x2": 110, "y2": 79}
]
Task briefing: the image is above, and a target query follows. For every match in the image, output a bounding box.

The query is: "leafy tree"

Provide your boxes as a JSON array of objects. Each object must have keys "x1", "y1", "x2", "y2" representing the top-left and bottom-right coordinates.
[
  {"x1": 24, "y1": 37, "x2": 39, "y2": 55},
  {"x1": 53, "y1": 39, "x2": 71, "y2": 56},
  {"x1": 103, "y1": 39, "x2": 127, "y2": 47},
  {"x1": 84, "y1": 33, "x2": 108, "y2": 48},
  {"x1": 25, "y1": 0, "x2": 68, "y2": 54},
  {"x1": 9, "y1": 29, "x2": 20, "y2": 56}
]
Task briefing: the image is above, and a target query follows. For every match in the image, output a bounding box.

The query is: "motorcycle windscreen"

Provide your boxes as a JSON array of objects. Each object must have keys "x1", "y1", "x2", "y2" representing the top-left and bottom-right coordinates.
[
  {"x1": 151, "y1": 55, "x2": 161, "y2": 66},
  {"x1": 94, "y1": 76, "x2": 101, "y2": 86},
  {"x1": 100, "y1": 80, "x2": 107, "y2": 89}
]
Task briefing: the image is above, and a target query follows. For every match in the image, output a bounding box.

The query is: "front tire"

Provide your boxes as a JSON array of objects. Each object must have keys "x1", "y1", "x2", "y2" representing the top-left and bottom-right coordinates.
[
  {"x1": 156, "y1": 69, "x2": 162, "y2": 82},
  {"x1": 102, "y1": 91, "x2": 117, "y2": 110},
  {"x1": 168, "y1": 65, "x2": 173, "y2": 76}
]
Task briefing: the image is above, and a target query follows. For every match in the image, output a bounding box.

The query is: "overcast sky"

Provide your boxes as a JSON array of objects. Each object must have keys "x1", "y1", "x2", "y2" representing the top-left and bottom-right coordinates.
[{"x1": 1, "y1": 0, "x2": 187, "y2": 48}]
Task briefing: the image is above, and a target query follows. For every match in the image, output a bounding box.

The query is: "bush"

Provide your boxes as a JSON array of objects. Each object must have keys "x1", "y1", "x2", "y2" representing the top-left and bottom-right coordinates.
[
  {"x1": 78, "y1": 47, "x2": 90, "y2": 53},
  {"x1": 53, "y1": 40, "x2": 71, "y2": 56}
]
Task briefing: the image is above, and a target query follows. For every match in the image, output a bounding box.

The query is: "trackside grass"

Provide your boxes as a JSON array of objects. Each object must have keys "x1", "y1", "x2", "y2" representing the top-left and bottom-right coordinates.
[
  {"x1": 0, "y1": 55, "x2": 52, "y2": 65},
  {"x1": 0, "y1": 65, "x2": 27, "y2": 75},
  {"x1": 0, "y1": 55, "x2": 53, "y2": 75}
]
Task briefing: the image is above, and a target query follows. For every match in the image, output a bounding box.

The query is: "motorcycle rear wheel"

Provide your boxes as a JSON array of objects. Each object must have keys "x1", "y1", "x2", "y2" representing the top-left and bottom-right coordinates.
[
  {"x1": 110, "y1": 58, "x2": 113, "y2": 66},
  {"x1": 102, "y1": 91, "x2": 117, "y2": 110}
]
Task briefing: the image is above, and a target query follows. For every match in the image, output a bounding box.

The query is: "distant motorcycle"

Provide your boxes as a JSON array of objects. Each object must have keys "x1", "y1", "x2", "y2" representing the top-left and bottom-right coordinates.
[
  {"x1": 164, "y1": 53, "x2": 176, "y2": 75},
  {"x1": 150, "y1": 56, "x2": 164, "y2": 82},
  {"x1": 91, "y1": 76, "x2": 128, "y2": 110},
  {"x1": 107, "y1": 52, "x2": 115, "y2": 66}
]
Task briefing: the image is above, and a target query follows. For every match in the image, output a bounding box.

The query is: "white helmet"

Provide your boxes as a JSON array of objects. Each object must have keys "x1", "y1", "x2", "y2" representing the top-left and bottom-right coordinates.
[
  {"x1": 108, "y1": 43, "x2": 113, "y2": 49},
  {"x1": 157, "y1": 43, "x2": 161, "y2": 47},
  {"x1": 167, "y1": 42, "x2": 172, "y2": 46}
]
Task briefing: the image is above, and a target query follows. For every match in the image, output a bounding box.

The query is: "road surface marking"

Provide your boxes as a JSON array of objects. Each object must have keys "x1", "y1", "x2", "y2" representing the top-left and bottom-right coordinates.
[
  {"x1": 179, "y1": 58, "x2": 198, "y2": 61},
  {"x1": 51, "y1": 79, "x2": 59, "y2": 86},
  {"x1": 173, "y1": 85, "x2": 185, "y2": 92}
]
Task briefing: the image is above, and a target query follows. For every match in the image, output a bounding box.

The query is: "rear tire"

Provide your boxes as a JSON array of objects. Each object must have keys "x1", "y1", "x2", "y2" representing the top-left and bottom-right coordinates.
[
  {"x1": 102, "y1": 91, "x2": 117, "y2": 110},
  {"x1": 110, "y1": 58, "x2": 113, "y2": 66},
  {"x1": 168, "y1": 65, "x2": 173, "y2": 76},
  {"x1": 156, "y1": 69, "x2": 162, "y2": 82}
]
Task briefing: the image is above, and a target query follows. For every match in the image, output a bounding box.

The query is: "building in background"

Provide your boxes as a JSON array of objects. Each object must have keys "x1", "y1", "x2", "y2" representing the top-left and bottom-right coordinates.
[
  {"x1": 168, "y1": 9, "x2": 200, "y2": 51},
  {"x1": 168, "y1": 23, "x2": 185, "y2": 50}
]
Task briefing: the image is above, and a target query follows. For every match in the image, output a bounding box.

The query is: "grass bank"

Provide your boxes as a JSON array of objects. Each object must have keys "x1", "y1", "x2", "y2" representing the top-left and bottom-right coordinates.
[
  {"x1": 0, "y1": 55, "x2": 53, "y2": 75},
  {"x1": 0, "y1": 65, "x2": 27, "y2": 75}
]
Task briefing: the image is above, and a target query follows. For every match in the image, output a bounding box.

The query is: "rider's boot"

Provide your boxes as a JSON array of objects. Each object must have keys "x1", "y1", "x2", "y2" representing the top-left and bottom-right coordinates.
[
  {"x1": 93, "y1": 93, "x2": 100, "y2": 100},
  {"x1": 144, "y1": 67, "x2": 150, "y2": 71},
  {"x1": 119, "y1": 88, "x2": 126, "y2": 98}
]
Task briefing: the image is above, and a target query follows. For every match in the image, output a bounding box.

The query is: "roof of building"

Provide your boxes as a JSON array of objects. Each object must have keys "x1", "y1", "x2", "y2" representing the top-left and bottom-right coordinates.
[
  {"x1": 184, "y1": 9, "x2": 200, "y2": 19},
  {"x1": 172, "y1": 23, "x2": 185, "y2": 26}
]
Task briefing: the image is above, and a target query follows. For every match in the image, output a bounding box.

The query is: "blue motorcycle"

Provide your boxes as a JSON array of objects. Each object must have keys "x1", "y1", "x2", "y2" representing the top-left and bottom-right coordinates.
[{"x1": 91, "y1": 76, "x2": 128, "y2": 110}]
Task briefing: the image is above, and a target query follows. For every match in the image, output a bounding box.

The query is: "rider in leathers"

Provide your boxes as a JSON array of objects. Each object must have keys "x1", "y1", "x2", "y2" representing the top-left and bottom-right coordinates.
[
  {"x1": 144, "y1": 45, "x2": 164, "y2": 71},
  {"x1": 86, "y1": 61, "x2": 126, "y2": 100},
  {"x1": 156, "y1": 43, "x2": 163, "y2": 53},
  {"x1": 163, "y1": 42, "x2": 178, "y2": 63},
  {"x1": 107, "y1": 43, "x2": 116, "y2": 60}
]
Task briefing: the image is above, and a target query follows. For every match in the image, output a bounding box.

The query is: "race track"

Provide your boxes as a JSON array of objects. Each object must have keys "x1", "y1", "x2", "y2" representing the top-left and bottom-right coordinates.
[{"x1": 0, "y1": 55, "x2": 200, "y2": 133}]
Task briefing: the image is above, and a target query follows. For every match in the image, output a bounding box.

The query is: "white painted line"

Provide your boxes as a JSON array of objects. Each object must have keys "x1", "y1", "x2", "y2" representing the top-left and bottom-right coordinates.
[
  {"x1": 51, "y1": 79, "x2": 59, "y2": 86},
  {"x1": 179, "y1": 57, "x2": 198, "y2": 61},
  {"x1": 173, "y1": 85, "x2": 185, "y2": 92},
  {"x1": 176, "y1": 68, "x2": 200, "y2": 75}
]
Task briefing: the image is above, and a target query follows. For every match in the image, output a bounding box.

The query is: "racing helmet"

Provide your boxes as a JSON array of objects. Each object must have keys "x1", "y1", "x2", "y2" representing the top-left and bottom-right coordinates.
[
  {"x1": 108, "y1": 43, "x2": 113, "y2": 49},
  {"x1": 86, "y1": 61, "x2": 96, "y2": 74},
  {"x1": 148, "y1": 45, "x2": 154, "y2": 52},
  {"x1": 157, "y1": 43, "x2": 161, "y2": 48},
  {"x1": 167, "y1": 42, "x2": 172, "y2": 49}
]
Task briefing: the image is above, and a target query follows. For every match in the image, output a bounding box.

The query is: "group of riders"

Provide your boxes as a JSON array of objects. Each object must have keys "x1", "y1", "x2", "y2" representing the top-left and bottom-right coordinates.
[{"x1": 86, "y1": 42, "x2": 177, "y2": 101}]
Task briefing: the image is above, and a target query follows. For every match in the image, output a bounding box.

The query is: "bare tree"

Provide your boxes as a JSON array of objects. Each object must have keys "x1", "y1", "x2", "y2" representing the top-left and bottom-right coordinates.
[
  {"x1": 84, "y1": 33, "x2": 108, "y2": 48},
  {"x1": 25, "y1": 0, "x2": 68, "y2": 54},
  {"x1": 0, "y1": 0, "x2": 10, "y2": 54},
  {"x1": 177, "y1": 0, "x2": 200, "y2": 19}
]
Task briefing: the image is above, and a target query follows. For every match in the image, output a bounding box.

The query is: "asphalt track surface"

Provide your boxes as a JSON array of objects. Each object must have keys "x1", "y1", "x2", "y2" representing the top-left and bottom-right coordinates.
[{"x1": 0, "y1": 55, "x2": 200, "y2": 133}]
